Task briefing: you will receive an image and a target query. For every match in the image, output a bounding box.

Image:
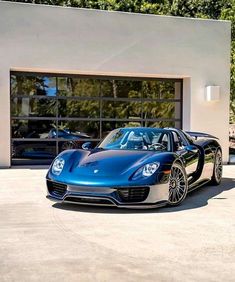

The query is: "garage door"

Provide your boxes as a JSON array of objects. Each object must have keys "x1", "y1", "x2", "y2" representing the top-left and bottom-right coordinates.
[{"x1": 11, "y1": 72, "x2": 182, "y2": 165}]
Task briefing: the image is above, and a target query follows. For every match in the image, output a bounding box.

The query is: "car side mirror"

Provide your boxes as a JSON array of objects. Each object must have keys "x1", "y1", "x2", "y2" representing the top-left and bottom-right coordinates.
[
  {"x1": 185, "y1": 145, "x2": 198, "y2": 154},
  {"x1": 82, "y1": 142, "x2": 92, "y2": 150}
]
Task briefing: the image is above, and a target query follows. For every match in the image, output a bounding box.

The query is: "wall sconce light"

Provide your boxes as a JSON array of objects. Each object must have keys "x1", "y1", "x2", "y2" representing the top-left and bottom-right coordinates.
[{"x1": 205, "y1": 86, "x2": 220, "y2": 101}]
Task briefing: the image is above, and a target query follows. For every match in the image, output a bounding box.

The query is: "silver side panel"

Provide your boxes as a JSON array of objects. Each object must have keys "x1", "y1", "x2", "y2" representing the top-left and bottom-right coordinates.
[{"x1": 199, "y1": 161, "x2": 214, "y2": 180}]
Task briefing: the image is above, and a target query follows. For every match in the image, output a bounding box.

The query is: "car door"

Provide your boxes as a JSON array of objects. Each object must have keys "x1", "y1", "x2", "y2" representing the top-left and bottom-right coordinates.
[{"x1": 172, "y1": 131, "x2": 200, "y2": 176}]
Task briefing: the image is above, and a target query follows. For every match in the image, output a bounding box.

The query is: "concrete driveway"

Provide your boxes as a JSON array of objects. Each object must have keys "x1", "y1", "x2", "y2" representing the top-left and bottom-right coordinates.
[{"x1": 0, "y1": 166, "x2": 235, "y2": 282}]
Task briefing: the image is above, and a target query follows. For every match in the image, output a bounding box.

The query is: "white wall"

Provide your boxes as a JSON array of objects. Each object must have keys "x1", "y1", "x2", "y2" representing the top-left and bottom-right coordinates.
[{"x1": 0, "y1": 1, "x2": 231, "y2": 166}]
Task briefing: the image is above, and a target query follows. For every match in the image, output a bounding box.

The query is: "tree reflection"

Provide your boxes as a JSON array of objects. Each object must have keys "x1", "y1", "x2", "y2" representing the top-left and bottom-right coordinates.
[{"x1": 11, "y1": 74, "x2": 181, "y2": 138}]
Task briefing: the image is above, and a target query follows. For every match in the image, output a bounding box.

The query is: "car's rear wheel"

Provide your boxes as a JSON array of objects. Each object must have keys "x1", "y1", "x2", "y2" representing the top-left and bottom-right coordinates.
[
  {"x1": 168, "y1": 162, "x2": 188, "y2": 206},
  {"x1": 210, "y1": 149, "x2": 222, "y2": 185}
]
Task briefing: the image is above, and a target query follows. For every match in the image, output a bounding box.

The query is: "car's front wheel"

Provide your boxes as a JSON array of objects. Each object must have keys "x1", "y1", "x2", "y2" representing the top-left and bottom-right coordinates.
[{"x1": 168, "y1": 162, "x2": 188, "y2": 206}]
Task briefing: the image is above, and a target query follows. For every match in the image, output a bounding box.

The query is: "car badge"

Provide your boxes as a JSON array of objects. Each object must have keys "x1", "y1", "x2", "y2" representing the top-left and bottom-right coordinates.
[{"x1": 94, "y1": 169, "x2": 99, "y2": 174}]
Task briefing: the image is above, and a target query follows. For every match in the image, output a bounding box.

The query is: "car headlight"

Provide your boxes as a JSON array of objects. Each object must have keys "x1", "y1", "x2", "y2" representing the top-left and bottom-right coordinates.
[
  {"x1": 132, "y1": 162, "x2": 160, "y2": 180},
  {"x1": 52, "y1": 157, "x2": 65, "y2": 175}
]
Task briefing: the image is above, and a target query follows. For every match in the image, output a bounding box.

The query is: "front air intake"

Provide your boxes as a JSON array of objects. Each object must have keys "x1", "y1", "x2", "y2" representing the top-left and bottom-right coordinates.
[
  {"x1": 47, "y1": 180, "x2": 67, "y2": 197},
  {"x1": 117, "y1": 187, "x2": 150, "y2": 202}
]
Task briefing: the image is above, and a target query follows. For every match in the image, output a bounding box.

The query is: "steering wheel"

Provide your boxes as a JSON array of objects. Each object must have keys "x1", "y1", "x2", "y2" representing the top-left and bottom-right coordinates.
[{"x1": 148, "y1": 142, "x2": 166, "y2": 151}]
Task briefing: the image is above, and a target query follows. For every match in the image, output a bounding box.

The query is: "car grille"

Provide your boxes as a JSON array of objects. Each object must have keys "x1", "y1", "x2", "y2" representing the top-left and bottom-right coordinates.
[
  {"x1": 47, "y1": 181, "x2": 67, "y2": 197},
  {"x1": 117, "y1": 187, "x2": 150, "y2": 202}
]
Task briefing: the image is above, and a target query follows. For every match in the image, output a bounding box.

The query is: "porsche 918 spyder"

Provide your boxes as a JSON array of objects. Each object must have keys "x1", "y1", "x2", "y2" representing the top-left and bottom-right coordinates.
[{"x1": 46, "y1": 127, "x2": 222, "y2": 209}]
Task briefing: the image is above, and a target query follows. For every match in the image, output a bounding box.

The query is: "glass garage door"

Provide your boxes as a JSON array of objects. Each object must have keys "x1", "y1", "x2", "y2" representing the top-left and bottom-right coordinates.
[{"x1": 11, "y1": 72, "x2": 183, "y2": 165}]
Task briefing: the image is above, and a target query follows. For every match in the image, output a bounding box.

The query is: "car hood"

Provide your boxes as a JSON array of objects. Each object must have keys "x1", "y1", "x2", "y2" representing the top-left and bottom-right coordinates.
[
  {"x1": 69, "y1": 149, "x2": 157, "y2": 176},
  {"x1": 48, "y1": 148, "x2": 175, "y2": 186}
]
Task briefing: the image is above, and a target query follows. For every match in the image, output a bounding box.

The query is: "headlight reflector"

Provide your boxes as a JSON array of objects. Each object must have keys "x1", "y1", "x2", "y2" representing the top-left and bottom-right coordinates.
[
  {"x1": 142, "y1": 163, "x2": 159, "y2": 177},
  {"x1": 52, "y1": 157, "x2": 65, "y2": 175},
  {"x1": 132, "y1": 162, "x2": 160, "y2": 180}
]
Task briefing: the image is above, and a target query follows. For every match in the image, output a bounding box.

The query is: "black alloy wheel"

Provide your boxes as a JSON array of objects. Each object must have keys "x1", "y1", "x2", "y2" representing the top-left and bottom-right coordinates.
[{"x1": 168, "y1": 162, "x2": 188, "y2": 206}]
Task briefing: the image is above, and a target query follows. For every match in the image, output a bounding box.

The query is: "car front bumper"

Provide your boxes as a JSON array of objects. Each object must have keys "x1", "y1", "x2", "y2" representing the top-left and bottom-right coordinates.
[{"x1": 46, "y1": 179, "x2": 170, "y2": 209}]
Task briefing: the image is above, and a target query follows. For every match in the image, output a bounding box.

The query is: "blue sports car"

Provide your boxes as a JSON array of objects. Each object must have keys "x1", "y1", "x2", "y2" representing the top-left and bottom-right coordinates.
[{"x1": 46, "y1": 127, "x2": 222, "y2": 209}]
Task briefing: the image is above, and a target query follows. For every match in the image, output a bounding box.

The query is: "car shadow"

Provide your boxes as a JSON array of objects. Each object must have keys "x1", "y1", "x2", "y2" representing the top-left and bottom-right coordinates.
[{"x1": 52, "y1": 177, "x2": 235, "y2": 214}]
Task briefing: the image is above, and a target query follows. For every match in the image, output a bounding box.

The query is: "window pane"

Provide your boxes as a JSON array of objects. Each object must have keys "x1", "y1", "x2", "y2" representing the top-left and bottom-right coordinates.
[
  {"x1": 12, "y1": 140, "x2": 56, "y2": 160},
  {"x1": 143, "y1": 121, "x2": 176, "y2": 128},
  {"x1": 11, "y1": 74, "x2": 56, "y2": 96},
  {"x1": 102, "y1": 101, "x2": 141, "y2": 119},
  {"x1": 142, "y1": 81, "x2": 175, "y2": 99},
  {"x1": 12, "y1": 119, "x2": 57, "y2": 138},
  {"x1": 11, "y1": 75, "x2": 37, "y2": 96},
  {"x1": 57, "y1": 77, "x2": 100, "y2": 97},
  {"x1": 37, "y1": 77, "x2": 57, "y2": 97},
  {"x1": 57, "y1": 77, "x2": 71, "y2": 96},
  {"x1": 58, "y1": 140, "x2": 98, "y2": 153},
  {"x1": 57, "y1": 120, "x2": 100, "y2": 138},
  {"x1": 11, "y1": 97, "x2": 56, "y2": 117},
  {"x1": 143, "y1": 102, "x2": 181, "y2": 119},
  {"x1": 174, "y1": 120, "x2": 182, "y2": 129},
  {"x1": 58, "y1": 99, "x2": 99, "y2": 118},
  {"x1": 102, "y1": 121, "x2": 141, "y2": 138},
  {"x1": 101, "y1": 80, "x2": 141, "y2": 98}
]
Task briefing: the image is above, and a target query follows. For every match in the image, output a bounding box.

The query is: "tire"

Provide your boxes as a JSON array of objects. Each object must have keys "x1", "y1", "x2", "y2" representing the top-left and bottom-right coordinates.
[
  {"x1": 210, "y1": 149, "x2": 222, "y2": 185},
  {"x1": 168, "y1": 162, "x2": 188, "y2": 206}
]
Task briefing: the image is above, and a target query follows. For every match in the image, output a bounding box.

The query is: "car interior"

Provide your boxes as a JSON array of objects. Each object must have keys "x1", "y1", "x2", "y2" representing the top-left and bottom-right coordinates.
[{"x1": 119, "y1": 131, "x2": 170, "y2": 151}]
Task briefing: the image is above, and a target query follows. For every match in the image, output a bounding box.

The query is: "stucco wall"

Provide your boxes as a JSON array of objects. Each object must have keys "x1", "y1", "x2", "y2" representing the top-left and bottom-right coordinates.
[{"x1": 0, "y1": 1, "x2": 231, "y2": 166}]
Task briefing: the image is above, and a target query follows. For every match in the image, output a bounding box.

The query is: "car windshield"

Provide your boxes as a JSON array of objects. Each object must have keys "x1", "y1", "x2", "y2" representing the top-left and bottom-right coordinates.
[{"x1": 98, "y1": 128, "x2": 170, "y2": 151}]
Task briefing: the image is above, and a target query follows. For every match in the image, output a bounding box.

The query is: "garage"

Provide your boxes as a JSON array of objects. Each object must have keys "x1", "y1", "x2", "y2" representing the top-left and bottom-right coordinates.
[{"x1": 0, "y1": 2, "x2": 231, "y2": 167}]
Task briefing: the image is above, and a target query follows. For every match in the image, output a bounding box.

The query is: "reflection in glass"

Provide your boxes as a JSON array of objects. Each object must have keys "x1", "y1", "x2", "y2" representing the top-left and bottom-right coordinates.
[
  {"x1": 11, "y1": 75, "x2": 56, "y2": 96},
  {"x1": 11, "y1": 73, "x2": 183, "y2": 164},
  {"x1": 58, "y1": 77, "x2": 100, "y2": 97},
  {"x1": 142, "y1": 81, "x2": 175, "y2": 99},
  {"x1": 11, "y1": 75, "x2": 37, "y2": 96},
  {"x1": 36, "y1": 77, "x2": 57, "y2": 96},
  {"x1": 101, "y1": 80, "x2": 141, "y2": 98},
  {"x1": 57, "y1": 120, "x2": 100, "y2": 139},
  {"x1": 58, "y1": 99, "x2": 99, "y2": 118},
  {"x1": 12, "y1": 141, "x2": 56, "y2": 159},
  {"x1": 57, "y1": 77, "x2": 71, "y2": 96},
  {"x1": 58, "y1": 140, "x2": 98, "y2": 153},
  {"x1": 174, "y1": 120, "x2": 182, "y2": 129},
  {"x1": 143, "y1": 120, "x2": 176, "y2": 128},
  {"x1": 11, "y1": 98, "x2": 56, "y2": 117},
  {"x1": 102, "y1": 121, "x2": 141, "y2": 138},
  {"x1": 11, "y1": 119, "x2": 57, "y2": 138},
  {"x1": 143, "y1": 102, "x2": 180, "y2": 120},
  {"x1": 102, "y1": 101, "x2": 141, "y2": 119}
]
